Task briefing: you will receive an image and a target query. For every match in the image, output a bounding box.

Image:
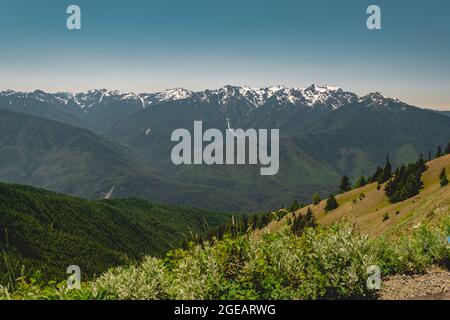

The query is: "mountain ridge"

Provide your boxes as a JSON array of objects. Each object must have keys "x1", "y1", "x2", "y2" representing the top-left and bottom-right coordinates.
[{"x1": 0, "y1": 84, "x2": 416, "y2": 112}]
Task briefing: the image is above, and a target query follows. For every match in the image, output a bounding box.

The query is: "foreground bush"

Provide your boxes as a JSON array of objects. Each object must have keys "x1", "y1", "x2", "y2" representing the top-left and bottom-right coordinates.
[
  {"x1": 1, "y1": 218, "x2": 448, "y2": 300},
  {"x1": 92, "y1": 225, "x2": 375, "y2": 300}
]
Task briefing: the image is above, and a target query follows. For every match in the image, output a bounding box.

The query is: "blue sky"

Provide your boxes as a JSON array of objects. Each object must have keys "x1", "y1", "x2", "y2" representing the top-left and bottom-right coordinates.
[{"x1": 0, "y1": 0, "x2": 449, "y2": 109}]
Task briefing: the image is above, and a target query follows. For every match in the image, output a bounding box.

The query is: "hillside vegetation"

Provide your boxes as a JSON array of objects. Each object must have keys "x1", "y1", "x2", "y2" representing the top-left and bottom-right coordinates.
[
  {"x1": 1, "y1": 216, "x2": 448, "y2": 300},
  {"x1": 267, "y1": 154, "x2": 450, "y2": 237},
  {"x1": 1, "y1": 154, "x2": 449, "y2": 300},
  {"x1": 0, "y1": 182, "x2": 240, "y2": 286}
]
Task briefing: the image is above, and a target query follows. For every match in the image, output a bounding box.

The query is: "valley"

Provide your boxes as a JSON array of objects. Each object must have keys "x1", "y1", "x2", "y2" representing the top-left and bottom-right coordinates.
[
  {"x1": 0, "y1": 182, "x2": 243, "y2": 284},
  {"x1": 2, "y1": 85, "x2": 450, "y2": 211}
]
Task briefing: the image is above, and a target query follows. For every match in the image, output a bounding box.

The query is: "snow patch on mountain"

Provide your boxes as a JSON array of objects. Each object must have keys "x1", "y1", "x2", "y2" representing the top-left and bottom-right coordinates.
[{"x1": 0, "y1": 85, "x2": 408, "y2": 113}]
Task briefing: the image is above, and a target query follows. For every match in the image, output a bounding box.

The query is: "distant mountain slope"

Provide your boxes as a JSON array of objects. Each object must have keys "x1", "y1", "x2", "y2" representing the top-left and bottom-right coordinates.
[
  {"x1": 0, "y1": 93, "x2": 90, "y2": 130},
  {"x1": 267, "y1": 154, "x2": 450, "y2": 237},
  {"x1": 106, "y1": 92, "x2": 450, "y2": 210},
  {"x1": 106, "y1": 100, "x2": 340, "y2": 209},
  {"x1": 0, "y1": 85, "x2": 368, "y2": 133},
  {"x1": 0, "y1": 182, "x2": 240, "y2": 284},
  {"x1": 294, "y1": 97, "x2": 450, "y2": 177},
  {"x1": 0, "y1": 110, "x2": 254, "y2": 211},
  {"x1": 2, "y1": 87, "x2": 449, "y2": 211}
]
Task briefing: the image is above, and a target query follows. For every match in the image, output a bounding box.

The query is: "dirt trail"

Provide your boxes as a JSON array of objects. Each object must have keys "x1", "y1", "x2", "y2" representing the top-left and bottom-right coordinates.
[{"x1": 379, "y1": 268, "x2": 450, "y2": 300}]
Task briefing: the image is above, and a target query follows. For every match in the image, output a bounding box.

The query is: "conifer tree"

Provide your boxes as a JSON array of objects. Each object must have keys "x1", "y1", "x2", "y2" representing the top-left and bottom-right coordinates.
[
  {"x1": 325, "y1": 194, "x2": 339, "y2": 211},
  {"x1": 371, "y1": 166, "x2": 383, "y2": 183},
  {"x1": 440, "y1": 168, "x2": 448, "y2": 187},
  {"x1": 445, "y1": 143, "x2": 450, "y2": 155},
  {"x1": 290, "y1": 200, "x2": 300, "y2": 212},
  {"x1": 381, "y1": 154, "x2": 392, "y2": 183},
  {"x1": 339, "y1": 175, "x2": 351, "y2": 193},
  {"x1": 291, "y1": 207, "x2": 317, "y2": 236},
  {"x1": 355, "y1": 176, "x2": 367, "y2": 188},
  {"x1": 436, "y1": 145, "x2": 443, "y2": 158},
  {"x1": 312, "y1": 193, "x2": 321, "y2": 205},
  {"x1": 384, "y1": 159, "x2": 426, "y2": 203},
  {"x1": 305, "y1": 207, "x2": 317, "y2": 228}
]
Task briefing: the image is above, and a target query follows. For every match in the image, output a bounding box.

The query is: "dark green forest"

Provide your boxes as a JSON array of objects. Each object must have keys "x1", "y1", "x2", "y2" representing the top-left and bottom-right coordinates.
[{"x1": 0, "y1": 182, "x2": 241, "y2": 286}]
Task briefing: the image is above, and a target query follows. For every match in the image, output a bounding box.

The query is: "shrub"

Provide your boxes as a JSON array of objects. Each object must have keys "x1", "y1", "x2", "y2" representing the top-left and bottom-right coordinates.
[
  {"x1": 3, "y1": 219, "x2": 449, "y2": 300},
  {"x1": 373, "y1": 220, "x2": 449, "y2": 274},
  {"x1": 439, "y1": 168, "x2": 448, "y2": 187},
  {"x1": 312, "y1": 193, "x2": 321, "y2": 205},
  {"x1": 324, "y1": 195, "x2": 339, "y2": 212}
]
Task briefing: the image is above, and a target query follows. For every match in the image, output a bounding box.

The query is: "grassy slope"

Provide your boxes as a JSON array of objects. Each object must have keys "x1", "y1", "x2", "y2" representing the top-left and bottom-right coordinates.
[
  {"x1": 0, "y1": 182, "x2": 241, "y2": 283},
  {"x1": 266, "y1": 154, "x2": 450, "y2": 237}
]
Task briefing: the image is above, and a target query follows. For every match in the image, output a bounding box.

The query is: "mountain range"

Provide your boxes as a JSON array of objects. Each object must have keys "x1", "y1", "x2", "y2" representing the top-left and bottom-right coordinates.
[{"x1": 1, "y1": 85, "x2": 450, "y2": 211}]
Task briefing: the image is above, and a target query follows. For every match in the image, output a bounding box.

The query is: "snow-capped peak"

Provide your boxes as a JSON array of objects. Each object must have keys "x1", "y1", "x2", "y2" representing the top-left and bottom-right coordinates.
[
  {"x1": 359, "y1": 92, "x2": 402, "y2": 108},
  {"x1": 0, "y1": 85, "x2": 406, "y2": 112}
]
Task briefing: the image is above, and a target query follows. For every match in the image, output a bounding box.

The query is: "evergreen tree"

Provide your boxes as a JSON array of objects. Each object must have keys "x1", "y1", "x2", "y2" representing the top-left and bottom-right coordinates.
[
  {"x1": 290, "y1": 200, "x2": 300, "y2": 212},
  {"x1": 439, "y1": 168, "x2": 448, "y2": 187},
  {"x1": 436, "y1": 145, "x2": 443, "y2": 158},
  {"x1": 384, "y1": 159, "x2": 426, "y2": 203},
  {"x1": 355, "y1": 176, "x2": 367, "y2": 188},
  {"x1": 418, "y1": 154, "x2": 427, "y2": 172},
  {"x1": 381, "y1": 154, "x2": 392, "y2": 183},
  {"x1": 339, "y1": 175, "x2": 351, "y2": 193},
  {"x1": 259, "y1": 213, "x2": 270, "y2": 228},
  {"x1": 445, "y1": 143, "x2": 450, "y2": 155},
  {"x1": 251, "y1": 215, "x2": 258, "y2": 230},
  {"x1": 291, "y1": 207, "x2": 317, "y2": 236},
  {"x1": 324, "y1": 194, "x2": 339, "y2": 212},
  {"x1": 305, "y1": 207, "x2": 317, "y2": 228},
  {"x1": 291, "y1": 214, "x2": 306, "y2": 236},
  {"x1": 242, "y1": 215, "x2": 249, "y2": 232},
  {"x1": 312, "y1": 193, "x2": 321, "y2": 205},
  {"x1": 371, "y1": 166, "x2": 383, "y2": 183}
]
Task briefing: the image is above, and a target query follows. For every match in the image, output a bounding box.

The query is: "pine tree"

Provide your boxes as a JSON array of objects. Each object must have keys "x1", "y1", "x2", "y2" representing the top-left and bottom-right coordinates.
[
  {"x1": 355, "y1": 176, "x2": 367, "y2": 188},
  {"x1": 291, "y1": 207, "x2": 317, "y2": 236},
  {"x1": 440, "y1": 168, "x2": 448, "y2": 187},
  {"x1": 381, "y1": 154, "x2": 392, "y2": 183},
  {"x1": 445, "y1": 143, "x2": 450, "y2": 155},
  {"x1": 418, "y1": 153, "x2": 427, "y2": 172},
  {"x1": 436, "y1": 145, "x2": 443, "y2": 158},
  {"x1": 242, "y1": 215, "x2": 249, "y2": 232},
  {"x1": 371, "y1": 166, "x2": 383, "y2": 183},
  {"x1": 312, "y1": 193, "x2": 321, "y2": 205},
  {"x1": 339, "y1": 175, "x2": 351, "y2": 193},
  {"x1": 325, "y1": 194, "x2": 339, "y2": 212},
  {"x1": 305, "y1": 207, "x2": 317, "y2": 228},
  {"x1": 251, "y1": 215, "x2": 258, "y2": 230},
  {"x1": 384, "y1": 159, "x2": 426, "y2": 203},
  {"x1": 291, "y1": 214, "x2": 304, "y2": 236},
  {"x1": 290, "y1": 200, "x2": 300, "y2": 212}
]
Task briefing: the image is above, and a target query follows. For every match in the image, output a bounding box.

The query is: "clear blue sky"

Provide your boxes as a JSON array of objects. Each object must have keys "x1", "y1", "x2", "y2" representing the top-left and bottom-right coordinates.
[{"x1": 1, "y1": 0, "x2": 449, "y2": 109}]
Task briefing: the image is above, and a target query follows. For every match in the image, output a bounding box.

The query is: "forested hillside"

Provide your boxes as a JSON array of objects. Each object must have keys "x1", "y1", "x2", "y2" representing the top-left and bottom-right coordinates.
[{"x1": 0, "y1": 182, "x2": 240, "y2": 285}]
